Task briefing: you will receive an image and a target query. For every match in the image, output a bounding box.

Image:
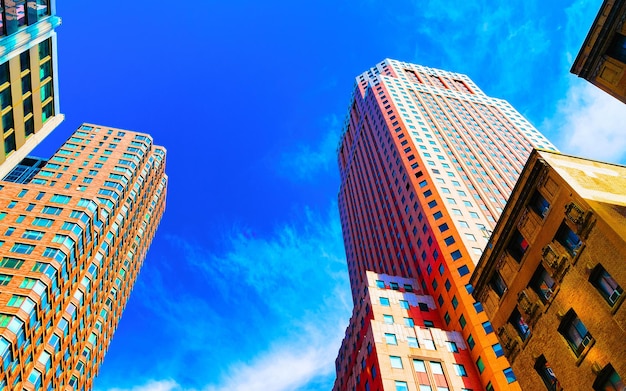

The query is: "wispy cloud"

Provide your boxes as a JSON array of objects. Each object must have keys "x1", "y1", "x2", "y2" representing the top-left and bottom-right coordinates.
[
  {"x1": 96, "y1": 204, "x2": 350, "y2": 391},
  {"x1": 538, "y1": 0, "x2": 626, "y2": 163},
  {"x1": 545, "y1": 81, "x2": 626, "y2": 163},
  {"x1": 278, "y1": 115, "x2": 342, "y2": 182}
]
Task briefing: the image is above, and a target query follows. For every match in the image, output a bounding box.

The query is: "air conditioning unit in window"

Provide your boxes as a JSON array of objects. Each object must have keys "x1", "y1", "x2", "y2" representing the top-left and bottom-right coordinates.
[{"x1": 609, "y1": 290, "x2": 622, "y2": 305}]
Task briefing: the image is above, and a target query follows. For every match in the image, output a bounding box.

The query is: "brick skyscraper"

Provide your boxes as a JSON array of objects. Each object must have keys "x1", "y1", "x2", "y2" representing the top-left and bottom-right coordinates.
[
  {"x1": 333, "y1": 59, "x2": 556, "y2": 390},
  {"x1": 0, "y1": 124, "x2": 167, "y2": 390}
]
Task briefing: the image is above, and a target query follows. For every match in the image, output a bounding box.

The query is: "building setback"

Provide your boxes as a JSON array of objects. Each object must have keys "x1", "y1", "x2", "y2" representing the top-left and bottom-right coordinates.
[
  {"x1": 0, "y1": 123, "x2": 167, "y2": 390},
  {"x1": 333, "y1": 59, "x2": 557, "y2": 390},
  {"x1": 471, "y1": 149, "x2": 626, "y2": 390},
  {"x1": 0, "y1": 0, "x2": 63, "y2": 177}
]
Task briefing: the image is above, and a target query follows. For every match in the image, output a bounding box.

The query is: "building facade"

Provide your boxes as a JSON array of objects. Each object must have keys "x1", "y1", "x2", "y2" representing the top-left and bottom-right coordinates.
[
  {"x1": 571, "y1": 0, "x2": 626, "y2": 103},
  {"x1": 333, "y1": 59, "x2": 557, "y2": 390},
  {"x1": 471, "y1": 149, "x2": 626, "y2": 390},
  {"x1": 0, "y1": 123, "x2": 167, "y2": 390}
]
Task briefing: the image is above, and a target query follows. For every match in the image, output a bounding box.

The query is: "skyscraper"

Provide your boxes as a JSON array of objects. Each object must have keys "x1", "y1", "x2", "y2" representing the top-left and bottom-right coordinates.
[
  {"x1": 0, "y1": 123, "x2": 167, "y2": 390},
  {"x1": 333, "y1": 59, "x2": 557, "y2": 390},
  {"x1": 0, "y1": 0, "x2": 63, "y2": 176}
]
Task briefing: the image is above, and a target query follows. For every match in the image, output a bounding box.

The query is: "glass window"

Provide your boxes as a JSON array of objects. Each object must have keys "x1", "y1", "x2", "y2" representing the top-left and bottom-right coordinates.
[
  {"x1": 509, "y1": 308, "x2": 531, "y2": 341},
  {"x1": 589, "y1": 264, "x2": 623, "y2": 307},
  {"x1": 404, "y1": 317, "x2": 415, "y2": 327},
  {"x1": 530, "y1": 191, "x2": 550, "y2": 217},
  {"x1": 384, "y1": 314, "x2": 394, "y2": 324},
  {"x1": 530, "y1": 265, "x2": 557, "y2": 303},
  {"x1": 555, "y1": 223, "x2": 582, "y2": 256},
  {"x1": 454, "y1": 363, "x2": 467, "y2": 376},
  {"x1": 507, "y1": 230, "x2": 529, "y2": 262},
  {"x1": 504, "y1": 367, "x2": 516, "y2": 383},
  {"x1": 385, "y1": 333, "x2": 397, "y2": 345},
  {"x1": 490, "y1": 272, "x2": 507, "y2": 297},
  {"x1": 390, "y1": 356, "x2": 403, "y2": 369},
  {"x1": 592, "y1": 364, "x2": 625, "y2": 391},
  {"x1": 558, "y1": 309, "x2": 592, "y2": 357},
  {"x1": 380, "y1": 297, "x2": 390, "y2": 306},
  {"x1": 395, "y1": 381, "x2": 409, "y2": 391},
  {"x1": 407, "y1": 337, "x2": 419, "y2": 348},
  {"x1": 534, "y1": 355, "x2": 560, "y2": 391},
  {"x1": 399, "y1": 300, "x2": 409, "y2": 309}
]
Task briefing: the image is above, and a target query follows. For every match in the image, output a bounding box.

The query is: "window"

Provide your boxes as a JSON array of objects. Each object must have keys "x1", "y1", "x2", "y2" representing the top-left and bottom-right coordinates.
[
  {"x1": 507, "y1": 230, "x2": 529, "y2": 262},
  {"x1": 0, "y1": 274, "x2": 11, "y2": 286},
  {"x1": 50, "y1": 194, "x2": 71, "y2": 204},
  {"x1": 458, "y1": 265, "x2": 470, "y2": 277},
  {"x1": 376, "y1": 280, "x2": 385, "y2": 289},
  {"x1": 558, "y1": 309, "x2": 592, "y2": 357},
  {"x1": 607, "y1": 32, "x2": 626, "y2": 63},
  {"x1": 530, "y1": 265, "x2": 556, "y2": 303},
  {"x1": 407, "y1": 337, "x2": 419, "y2": 348},
  {"x1": 489, "y1": 272, "x2": 507, "y2": 297},
  {"x1": 592, "y1": 364, "x2": 625, "y2": 391},
  {"x1": 509, "y1": 309, "x2": 531, "y2": 341},
  {"x1": 589, "y1": 265, "x2": 623, "y2": 307},
  {"x1": 530, "y1": 191, "x2": 550, "y2": 217},
  {"x1": 384, "y1": 314, "x2": 394, "y2": 324},
  {"x1": 424, "y1": 320, "x2": 434, "y2": 328},
  {"x1": 534, "y1": 355, "x2": 560, "y2": 391},
  {"x1": 476, "y1": 357, "x2": 485, "y2": 373},
  {"x1": 385, "y1": 333, "x2": 397, "y2": 345},
  {"x1": 453, "y1": 364, "x2": 467, "y2": 376},
  {"x1": 404, "y1": 317, "x2": 415, "y2": 327},
  {"x1": 482, "y1": 321, "x2": 494, "y2": 334},
  {"x1": 10, "y1": 243, "x2": 34, "y2": 255},
  {"x1": 380, "y1": 297, "x2": 390, "y2": 306},
  {"x1": 446, "y1": 341, "x2": 458, "y2": 353},
  {"x1": 504, "y1": 367, "x2": 516, "y2": 383},
  {"x1": 22, "y1": 230, "x2": 44, "y2": 240},
  {"x1": 390, "y1": 356, "x2": 403, "y2": 368},
  {"x1": 32, "y1": 217, "x2": 54, "y2": 228},
  {"x1": 41, "y1": 206, "x2": 62, "y2": 216},
  {"x1": 390, "y1": 282, "x2": 399, "y2": 290},
  {"x1": 493, "y1": 343, "x2": 504, "y2": 357},
  {"x1": 395, "y1": 381, "x2": 409, "y2": 391},
  {"x1": 400, "y1": 300, "x2": 409, "y2": 309},
  {"x1": 555, "y1": 223, "x2": 582, "y2": 256}
]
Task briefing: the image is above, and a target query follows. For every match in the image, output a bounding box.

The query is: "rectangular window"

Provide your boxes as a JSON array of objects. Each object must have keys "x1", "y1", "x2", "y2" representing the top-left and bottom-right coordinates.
[
  {"x1": 530, "y1": 265, "x2": 557, "y2": 303},
  {"x1": 558, "y1": 309, "x2": 592, "y2": 357},
  {"x1": 22, "y1": 230, "x2": 44, "y2": 240},
  {"x1": 384, "y1": 314, "x2": 394, "y2": 324},
  {"x1": 490, "y1": 272, "x2": 507, "y2": 297},
  {"x1": 407, "y1": 337, "x2": 419, "y2": 348},
  {"x1": 593, "y1": 364, "x2": 625, "y2": 391},
  {"x1": 590, "y1": 265, "x2": 623, "y2": 306},
  {"x1": 41, "y1": 206, "x2": 62, "y2": 215},
  {"x1": 400, "y1": 300, "x2": 409, "y2": 309},
  {"x1": 530, "y1": 191, "x2": 550, "y2": 217},
  {"x1": 555, "y1": 223, "x2": 582, "y2": 256},
  {"x1": 10, "y1": 243, "x2": 34, "y2": 255},
  {"x1": 50, "y1": 194, "x2": 71, "y2": 204},
  {"x1": 0, "y1": 257, "x2": 24, "y2": 269},
  {"x1": 380, "y1": 297, "x2": 390, "y2": 306},
  {"x1": 534, "y1": 355, "x2": 560, "y2": 391},
  {"x1": 385, "y1": 333, "x2": 397, "y2": 345},
  {"x1": 507, "y1": 230, "x2": 529, "y2": 262},
  {"x1": 509, "y1": 308, "x2": 531, "y2": 341},
  {"x1": 390, "y1": 356, "x2": 403, "y2": 368}
]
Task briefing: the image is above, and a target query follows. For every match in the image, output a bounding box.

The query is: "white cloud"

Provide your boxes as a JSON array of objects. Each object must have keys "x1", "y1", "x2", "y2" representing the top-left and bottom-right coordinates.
[
  {"x1": 278, "y1": 115, "x2": 342, "y2": 182},
  {"x1": 549, "y1": 81, "x2": 626, "y2": 163},
  {"x1": 100, "y1": 380, "x2": 181, "y2": 391},
  {"x1": 98, "y1": 204, "x2": 351, "y2": 391}
]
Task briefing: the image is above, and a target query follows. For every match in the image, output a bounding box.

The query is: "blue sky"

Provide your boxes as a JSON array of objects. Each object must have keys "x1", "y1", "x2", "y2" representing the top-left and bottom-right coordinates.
[{"x1": 35, "y1": 0, "x2": 626, "y2": 390}]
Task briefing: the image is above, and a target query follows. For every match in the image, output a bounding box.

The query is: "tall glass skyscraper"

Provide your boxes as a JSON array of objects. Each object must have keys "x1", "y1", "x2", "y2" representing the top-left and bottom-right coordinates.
[
  {"x1": 0, "y1": 0, "x2": 63, "y2": 177},
  {"x1": 0, "y1": 124, "x2": 167, "y2": 390},
  {"x1": 333, "y1": 59, "x2": 556, "y2": 391}
]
